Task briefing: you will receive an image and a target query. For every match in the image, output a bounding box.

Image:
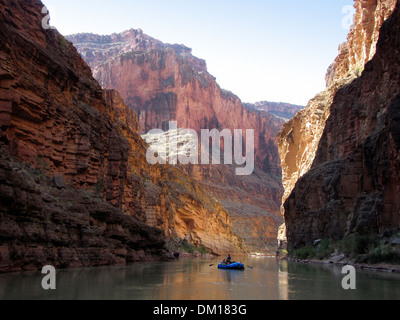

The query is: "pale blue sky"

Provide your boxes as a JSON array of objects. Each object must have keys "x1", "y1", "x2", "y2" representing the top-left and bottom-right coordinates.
[{"x1": 42, "y1": 0, "x2": 355, "y2": 106}]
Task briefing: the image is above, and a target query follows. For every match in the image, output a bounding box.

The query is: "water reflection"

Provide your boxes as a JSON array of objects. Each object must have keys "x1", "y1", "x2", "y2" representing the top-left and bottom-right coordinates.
[
  {"x1": 0, "y1": 257, "x2": 399, "y2": 300},
  {"x1": 278, "y1": 260, "x2": 289, "y2": 300}
]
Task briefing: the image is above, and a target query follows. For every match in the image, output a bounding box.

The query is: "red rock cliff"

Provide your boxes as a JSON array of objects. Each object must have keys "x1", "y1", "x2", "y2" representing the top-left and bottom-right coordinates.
[
  {"x1": 0, "y1": 0, "x2": 170, "y2": 271},
  {"x1": 67, "y1": 31, "x2": 284, "y2": 176},
  {"x1": 0, "y1": 0, "x2": 244, "y2": 273}
]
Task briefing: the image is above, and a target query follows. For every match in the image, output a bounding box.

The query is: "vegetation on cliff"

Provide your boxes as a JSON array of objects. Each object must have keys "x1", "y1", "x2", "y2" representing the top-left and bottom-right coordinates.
[{"x1": 290, "y1": 231, "x2": 400, "y2": 265}]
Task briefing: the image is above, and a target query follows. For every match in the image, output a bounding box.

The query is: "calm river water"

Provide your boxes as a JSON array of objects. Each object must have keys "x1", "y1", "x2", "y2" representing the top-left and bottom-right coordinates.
[{"x1": 1, "y1": 257, "x2": 399, "y2": 300}]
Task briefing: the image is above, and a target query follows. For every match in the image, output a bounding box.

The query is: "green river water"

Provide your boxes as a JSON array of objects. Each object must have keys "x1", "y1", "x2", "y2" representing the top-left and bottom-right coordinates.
[{"x1": 1, "y1": 257, "x2": 399, "y2": 300}]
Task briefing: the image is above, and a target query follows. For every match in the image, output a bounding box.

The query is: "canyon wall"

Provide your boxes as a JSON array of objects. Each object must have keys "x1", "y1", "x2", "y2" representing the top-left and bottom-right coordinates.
[
  {"x1": 68, "y1": 30, "x2": 287, "y2": 253},
  {"x1": 0, "y1": 0, "x2": 244, "y2": 273},
  {"x1": 278, "y1": 0, "x2": 399, "y2": 248},
  {"x1": 0, "y1": 0, "x2": 169, "y2": 271}
]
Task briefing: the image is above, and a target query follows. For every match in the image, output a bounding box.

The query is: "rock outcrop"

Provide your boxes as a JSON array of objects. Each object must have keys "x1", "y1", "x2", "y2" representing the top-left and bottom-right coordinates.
[
  {"x1": 278, "y1": 0, "x2": 400, "y2": 249},
  {"x1": 0, "y1": 0, "x2": 244, "y2": 273},
  {"x1": 68, "y1": 30, "x2": 286, "y2": 253}
]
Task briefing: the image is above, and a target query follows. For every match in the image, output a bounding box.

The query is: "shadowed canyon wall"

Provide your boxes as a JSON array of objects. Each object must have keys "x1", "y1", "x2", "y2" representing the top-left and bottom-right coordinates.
[{"x1": 278, "y1": 0, "x2": 399, "y2": 249}]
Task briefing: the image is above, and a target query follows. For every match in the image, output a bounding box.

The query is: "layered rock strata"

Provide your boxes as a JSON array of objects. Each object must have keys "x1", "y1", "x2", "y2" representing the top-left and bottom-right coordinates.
[
  {"x1": 0, "y1": 0, "x2": 244, "y2": 273},
  {"x1": 0, "y1": 144, "x2": 168, "y2": 273}
]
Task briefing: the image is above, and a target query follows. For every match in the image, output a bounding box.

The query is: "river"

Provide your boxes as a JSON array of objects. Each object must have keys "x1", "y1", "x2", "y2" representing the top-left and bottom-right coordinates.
[{"x1": 1, "y1": 257, "x2": 399, "y2": 300}]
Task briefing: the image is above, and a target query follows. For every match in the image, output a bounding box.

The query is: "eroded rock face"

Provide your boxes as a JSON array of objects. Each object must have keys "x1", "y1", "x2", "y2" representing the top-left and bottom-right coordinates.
[
  {"x1": 68, "y1": 29, "x2": 286, "y2": 253},
  {"x1": 0, "y1": 0, "x2": 244, "y2": 272},
  {"x1": 278, "y1": 0, "x2": 400, "y2": 248}
]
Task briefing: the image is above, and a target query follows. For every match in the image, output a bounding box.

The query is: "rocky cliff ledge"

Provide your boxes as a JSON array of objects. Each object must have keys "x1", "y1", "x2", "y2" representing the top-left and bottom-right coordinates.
[
  {"x1": 0, "y1": 144, "x2": 168, "y2": 272},
  {"x1": 0, "y1": 0, "x2": 244, "y2": 272},
  {"x1": 278, "y1": 0, "x2": 400, "y2": 251}
]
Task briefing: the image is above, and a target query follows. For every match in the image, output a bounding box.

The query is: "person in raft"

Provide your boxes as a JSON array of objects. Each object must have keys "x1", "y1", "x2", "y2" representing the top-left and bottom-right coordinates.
[{"x1": 226, "y1": 254, "x2": 232, "y2": 264}]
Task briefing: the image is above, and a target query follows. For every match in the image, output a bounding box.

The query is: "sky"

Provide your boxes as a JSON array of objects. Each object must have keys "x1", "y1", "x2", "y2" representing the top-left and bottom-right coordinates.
[{"x1": 42, "y1": 0, "x2": 355, "y2": 106}]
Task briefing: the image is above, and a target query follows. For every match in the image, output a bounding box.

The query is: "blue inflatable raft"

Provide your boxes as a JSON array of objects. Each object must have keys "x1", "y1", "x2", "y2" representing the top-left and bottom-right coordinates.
[{"x1": 218, "y1": 262, "x2": 245, "y2": 270}]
